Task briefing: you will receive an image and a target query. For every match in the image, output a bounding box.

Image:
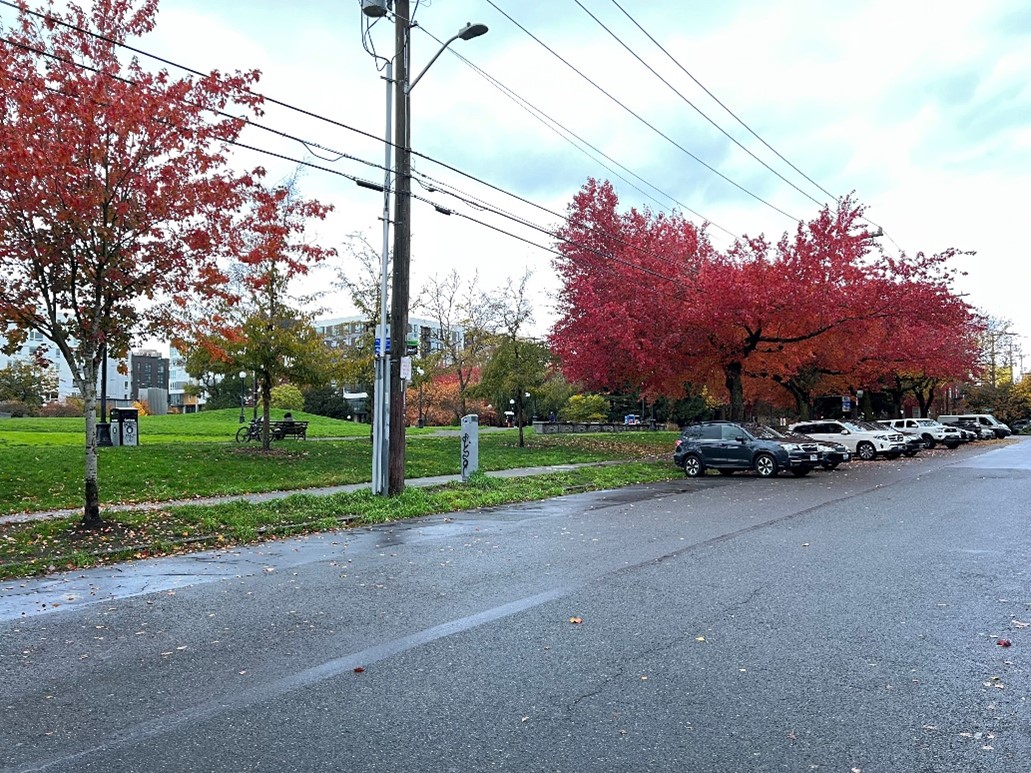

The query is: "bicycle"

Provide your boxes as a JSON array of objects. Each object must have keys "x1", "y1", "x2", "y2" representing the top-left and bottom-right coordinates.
[{"x1": 235, "y1": 419, "x2": 262, "y2": 443}]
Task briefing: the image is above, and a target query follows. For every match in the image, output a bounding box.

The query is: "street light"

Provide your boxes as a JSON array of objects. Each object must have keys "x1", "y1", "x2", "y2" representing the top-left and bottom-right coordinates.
[
  {"x1": 238, "y1": 370, "x2": 247, "y2": 423},
  {"x1": 385, "y1": 3, "x2": 488, "y2": 495}
]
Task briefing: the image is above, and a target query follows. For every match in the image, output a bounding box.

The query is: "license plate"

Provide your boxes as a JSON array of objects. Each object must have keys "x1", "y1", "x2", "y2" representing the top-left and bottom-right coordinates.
[{"x1": 809, "y1": 454, "x2": 818, "y2": 461}]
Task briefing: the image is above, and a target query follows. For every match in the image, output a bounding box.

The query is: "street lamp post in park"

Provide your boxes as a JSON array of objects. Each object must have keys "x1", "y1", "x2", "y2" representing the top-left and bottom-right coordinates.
[
  {"x1": 382, "y1": 0, "x2": 488, "y2": 495},
  {"x1": 238, "y1": 370, "x2": 247, "y2": 423}
]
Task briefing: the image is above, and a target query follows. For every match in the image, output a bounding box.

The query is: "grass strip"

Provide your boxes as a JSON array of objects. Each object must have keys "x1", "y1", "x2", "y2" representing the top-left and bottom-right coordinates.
[
  {"x1": 0, "y1": 462, "x2": 678, "y2": 579},
  {"x1": 0, "y1": 431, "x2": 677, "y2": 515}
]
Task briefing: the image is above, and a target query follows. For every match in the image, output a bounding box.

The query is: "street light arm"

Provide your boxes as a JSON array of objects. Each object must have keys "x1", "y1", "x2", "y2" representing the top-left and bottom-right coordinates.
[{"x1": 406, "y1": 23, "x2": 488, "y2": 93}]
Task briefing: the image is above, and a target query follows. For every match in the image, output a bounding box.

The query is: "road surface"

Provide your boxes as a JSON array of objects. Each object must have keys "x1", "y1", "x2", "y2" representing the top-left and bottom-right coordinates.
[{"x1": 2, "y1": 440, "x2": 1029, "y2": 771}]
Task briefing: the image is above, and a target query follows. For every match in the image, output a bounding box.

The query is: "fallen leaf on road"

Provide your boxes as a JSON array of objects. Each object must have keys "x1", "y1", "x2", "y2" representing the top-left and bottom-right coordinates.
[
  {"x1": 695, "y1": 636, "x2": 705, "y2": 642},
  {"x1": 997, "y1": 639, "x2": 1012, "y2": 647},
  {"x1": 353, "y1": 666, "x2": 365, "y2": 673},
  {"x1": 1013, "y1": 620, "x2": 1029, "y2": 629},
  {"x1": 569, "y1": 617, "x2": 583, "y2": 625}
]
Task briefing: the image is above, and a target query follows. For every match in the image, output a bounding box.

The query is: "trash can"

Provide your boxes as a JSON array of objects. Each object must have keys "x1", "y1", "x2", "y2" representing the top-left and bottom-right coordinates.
[{"x1": 110, "y1": 408, "x2": 139, "y2": 447}]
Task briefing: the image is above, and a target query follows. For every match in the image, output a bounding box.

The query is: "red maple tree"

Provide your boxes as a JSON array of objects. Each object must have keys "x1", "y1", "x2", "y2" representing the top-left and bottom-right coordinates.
[
  {"x1": 552, "y1": 180, "x2": 977, "y2": 421},
  {"x1": 0, "y1": 0, "x2": 262, "y2": 526}
]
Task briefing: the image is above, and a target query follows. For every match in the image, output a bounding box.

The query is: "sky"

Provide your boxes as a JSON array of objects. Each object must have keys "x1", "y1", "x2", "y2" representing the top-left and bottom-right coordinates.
[{"x1": 5, "y1": 0, "x2": 1030, "y2": 366}]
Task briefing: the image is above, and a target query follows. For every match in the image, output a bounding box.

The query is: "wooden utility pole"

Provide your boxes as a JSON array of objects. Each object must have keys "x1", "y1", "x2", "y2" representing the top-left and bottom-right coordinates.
[{"x1": 388, "y1": 0, "x2": 411, "y2": 495}]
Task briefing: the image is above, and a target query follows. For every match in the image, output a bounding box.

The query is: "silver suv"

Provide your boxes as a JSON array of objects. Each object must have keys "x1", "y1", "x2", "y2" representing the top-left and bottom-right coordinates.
[
  {"x1": 788, "y1": 419, "x2": 906, "y2": 461},
  {"x1": 877, "y1": 418, "x2": 962, "y2": 449}
]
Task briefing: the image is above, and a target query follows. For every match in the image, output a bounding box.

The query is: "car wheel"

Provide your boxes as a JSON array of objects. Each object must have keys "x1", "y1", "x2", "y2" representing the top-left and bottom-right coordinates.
[
  {"x1": 790, "y1": 467, "x2": 812, "y2": 477},
  {"x1": 921, "y1": 434, "x2": 936, "y2": 450},
  {"x1": 944, "y1": 442, "x2": 960, "y2": 449},
  {"x1": 903, "y1": 449, "x2": 919, "y2": 457},
  {"x1": 857, "y1": 441, "x2": 876, "y2": 461},
  {"x1": 682, "y1": 453, "x2": 704, "y2": 477},
  {"x1": 754, "y1": 453, "x2": 778, "y2": 478},
  {"x1": 718, "y1": 469, "x2": 735, "y2": 476},
  {"x1": 821, "y1": 461, "x2": 839, "y2": 470},
  {"x1": 884, "y1": 452, "x2": 901, "y2": 460}
]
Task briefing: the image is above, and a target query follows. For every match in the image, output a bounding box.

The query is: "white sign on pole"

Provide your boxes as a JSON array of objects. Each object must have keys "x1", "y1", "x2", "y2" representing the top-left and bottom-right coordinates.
[{"x1": 400, "y1": 356, "x2": 412, "y2": 380}]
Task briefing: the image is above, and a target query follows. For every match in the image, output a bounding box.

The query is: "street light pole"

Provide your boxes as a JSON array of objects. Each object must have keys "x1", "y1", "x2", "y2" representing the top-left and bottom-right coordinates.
[
  {"x1": 386, "y1": 6, "x2": 488, "y2": 495},
  {"x1": 238, "y1": 370, "x2": 247, "y2": 423}
]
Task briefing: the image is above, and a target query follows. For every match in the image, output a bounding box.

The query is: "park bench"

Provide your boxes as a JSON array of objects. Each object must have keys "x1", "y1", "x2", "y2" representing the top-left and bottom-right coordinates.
[{"x1": 271, "y1": 420, "x2": 308, "y2": 440}]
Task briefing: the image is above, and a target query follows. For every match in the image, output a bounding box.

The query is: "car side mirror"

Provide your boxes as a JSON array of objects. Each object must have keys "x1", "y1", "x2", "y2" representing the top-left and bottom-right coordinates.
[
  {"x1": 735, "y1": 436, "x2": 746, "y2": 443},
  {"x1": 840, "y1": 430, "x2": 849, "y2": 435}
]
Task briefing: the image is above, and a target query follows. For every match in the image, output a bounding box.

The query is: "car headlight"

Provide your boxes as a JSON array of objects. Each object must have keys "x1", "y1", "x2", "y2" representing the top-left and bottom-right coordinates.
[{"x1": 781, "y1": 443, "x2": 801, "y2": 451}]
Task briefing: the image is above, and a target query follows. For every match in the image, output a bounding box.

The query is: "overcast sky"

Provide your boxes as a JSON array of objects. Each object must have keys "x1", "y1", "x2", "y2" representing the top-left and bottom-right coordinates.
[{"x1": 7, "y1": 0, "x2": 1030, "y2": 366}]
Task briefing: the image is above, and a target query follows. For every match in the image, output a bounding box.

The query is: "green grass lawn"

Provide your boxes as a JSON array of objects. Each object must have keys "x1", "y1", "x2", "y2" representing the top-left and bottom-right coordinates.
[
  {"x1": 0, "y1": 413, "x2": 676, "y2": 514},
  {"x1": 0, "y1": 408, "x2": 369, "y2": 444}
]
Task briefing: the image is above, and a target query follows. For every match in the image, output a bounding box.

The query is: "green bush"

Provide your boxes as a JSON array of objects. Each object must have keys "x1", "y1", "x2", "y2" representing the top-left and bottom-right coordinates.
[
  {"x1": 559, "y1": 394, "x2": 609, "y2": 423},
  {"x1": 270, "y1": 384, "x2": 305, "y2": 410},
  {"x1": 0, "y1": 400, "x2": 31, "y2": 417}
]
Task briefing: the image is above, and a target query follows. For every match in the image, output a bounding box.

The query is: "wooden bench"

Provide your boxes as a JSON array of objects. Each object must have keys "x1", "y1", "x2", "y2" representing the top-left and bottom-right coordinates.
[{"x1": 271, "y1": 420, "x2": 308, "y2": 440}]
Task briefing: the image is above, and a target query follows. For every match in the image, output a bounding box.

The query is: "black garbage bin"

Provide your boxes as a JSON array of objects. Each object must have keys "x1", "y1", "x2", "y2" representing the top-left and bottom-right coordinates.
[{"x1": 109, "y1": 407, "x2": 139, "y2": 446}]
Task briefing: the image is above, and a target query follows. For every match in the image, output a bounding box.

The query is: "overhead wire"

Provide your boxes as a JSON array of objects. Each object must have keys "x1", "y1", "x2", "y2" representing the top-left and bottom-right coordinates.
[
  {"x1": 606, "y1": 0, "x2": 900, "y2": 247},
  {"x1": 0, "y1": 33, "x2": 691, "y2": 291},
  {"x1": 413, "y1": 25, "x2": 737, "y2": 241},
  {"x1": 483, "y1": 0, "x2": 801, "y2": 222},
  {"x1": 0, "y1": 0, "x2": 715, "y2": 281},
  {"x1": 572, "y1": 0, "x2": 825, "y2": 208}
]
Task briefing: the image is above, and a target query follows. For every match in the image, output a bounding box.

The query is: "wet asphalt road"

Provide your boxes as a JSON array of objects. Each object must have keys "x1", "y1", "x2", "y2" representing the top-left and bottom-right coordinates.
[{"x1": 2, "y1": 439, "x2": 1030, "y2": 772}]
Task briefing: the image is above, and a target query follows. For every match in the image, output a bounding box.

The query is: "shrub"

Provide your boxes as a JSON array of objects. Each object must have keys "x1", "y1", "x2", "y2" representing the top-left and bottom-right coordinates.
[
  {"x1": 559, "y1": 394, "x2": 609, "y2": 423},
  {"x1": 271, "y1": 384, "x2": 305, "y2": 410},
  {"x1": 0, "y1": 400, "x2": 31, "y2": 417},
  {"x1": 40, "y1": 401, "x2": 83, "y2": 417},
  {"x1": 132, "y1": 400, "x2": 149, "y2": 417}
]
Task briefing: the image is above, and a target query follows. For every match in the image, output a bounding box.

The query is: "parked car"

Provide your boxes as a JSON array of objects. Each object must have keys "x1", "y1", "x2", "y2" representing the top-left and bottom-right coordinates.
[
  {"x1": 673, "y1": 421, "x2": 822, "y2": 478},
  {"x1": 877, "y1": 417, "x2": 963, "y2": 449},
  {"x1": 788, "y1": 419, "x2": 906, "y2": 461},
  {"x1": 1011, "y1": 418, "x2": 1030, "y2": 433},
  {"x1": 954, "y1": 418, "x2": 995, "y2": 440},
  {"x1": 937, "y1": 413, "x2": 1011, "y2": 439}
]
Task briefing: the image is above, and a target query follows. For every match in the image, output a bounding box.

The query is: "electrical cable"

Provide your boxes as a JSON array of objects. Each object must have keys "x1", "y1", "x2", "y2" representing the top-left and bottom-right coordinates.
[
  {"x1": 607, "y1": 0, "x2": 899, "y2": 247},
  {"x1": 573, "y1": 0, "x2": 825, "y2": 207},
  {"x1": 414, "y1": 25, "x2": 736, "y2": 240},
  {"x1": 483, "y1": 0, "x2": 800, "y2": 222},
  {"x1": 0, "y1": 4, "x2": 714, "y2": 281}
]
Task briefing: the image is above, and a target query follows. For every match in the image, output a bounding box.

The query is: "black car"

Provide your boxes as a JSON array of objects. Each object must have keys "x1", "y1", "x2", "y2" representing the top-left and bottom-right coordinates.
[{"x1": 673, "y1": 421, "x2": 823, "y2": 478}]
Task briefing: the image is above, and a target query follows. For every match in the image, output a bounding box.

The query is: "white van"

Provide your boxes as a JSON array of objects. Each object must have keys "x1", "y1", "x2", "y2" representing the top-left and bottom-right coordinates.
[{"x1": 937, "y1": 414, "x2": 1011, "y2": 439}]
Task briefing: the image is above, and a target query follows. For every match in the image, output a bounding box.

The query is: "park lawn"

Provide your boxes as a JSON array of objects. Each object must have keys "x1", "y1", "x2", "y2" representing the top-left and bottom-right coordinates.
[
  {"x1": 0, "y1": 462, "x2": 680, "y2": 579},
  {"x1": 0, "y1": 408, "x2": 368, "y2": 445},
  {"x1": 0, "y1": 431, "x2": 677, "y2": 515}
]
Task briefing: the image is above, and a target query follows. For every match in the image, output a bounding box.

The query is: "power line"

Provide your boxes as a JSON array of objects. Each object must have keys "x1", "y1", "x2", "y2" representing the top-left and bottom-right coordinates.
[
  {"x1": 483, "y1": 0, "x2": 800, "y2": 222},
  {"x1": 573, "y1": 0, "x2": 825, "y2": 208},
  {"x1": 0, "y1": 2, "x2": 731, "y2": 289},
  {"x1": 607, "y1": 0, "x2": 899, "y2": 246},
  {"x1": 415, "y1": 25, "x2": 737, "y2": 241}
]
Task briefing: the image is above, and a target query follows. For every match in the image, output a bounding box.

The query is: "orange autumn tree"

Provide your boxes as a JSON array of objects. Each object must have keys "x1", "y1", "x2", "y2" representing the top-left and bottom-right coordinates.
[{"x1": 0, "y1": 0, "x2": 262, "y2": 526}]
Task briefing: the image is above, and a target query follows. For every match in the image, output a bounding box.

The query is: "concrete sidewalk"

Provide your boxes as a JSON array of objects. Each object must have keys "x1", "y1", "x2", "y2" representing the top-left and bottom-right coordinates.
[{"x1": 0, "y1": 461, "x2": 627, "y2": 526}]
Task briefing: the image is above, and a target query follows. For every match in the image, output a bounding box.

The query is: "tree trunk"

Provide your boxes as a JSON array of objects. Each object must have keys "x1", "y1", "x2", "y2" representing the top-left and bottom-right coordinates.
[
  {"x1": 261, "y1": 376, "x2": 271, "y2": 451},
  {"x1": 724, "y1": 362, "x2": 745, "y2": 421},
  {"x1": 82, "y1": 376, "x2": 102, "y2": 529}
]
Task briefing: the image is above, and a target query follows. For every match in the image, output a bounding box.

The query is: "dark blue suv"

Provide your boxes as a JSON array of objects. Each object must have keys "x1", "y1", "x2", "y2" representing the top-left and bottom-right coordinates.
[{"x1": 673, "y1": 421, "x2": 822, "y2": 478}]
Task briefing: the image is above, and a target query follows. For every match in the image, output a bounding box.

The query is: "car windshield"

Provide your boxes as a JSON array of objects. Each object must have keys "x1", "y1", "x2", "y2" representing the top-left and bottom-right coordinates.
[
  {"x1": 743, "y1": 423, "x2": 786, "y2": 440},
  {"x1": 914, "y1": 419, "x2": 936, "y2": 426},
  {"x1": 852, "y1": 421, "x2": 885, "y2": 432},
  {"x1": 841, "y1": 421, "x2": 869, "y2": 432}
]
